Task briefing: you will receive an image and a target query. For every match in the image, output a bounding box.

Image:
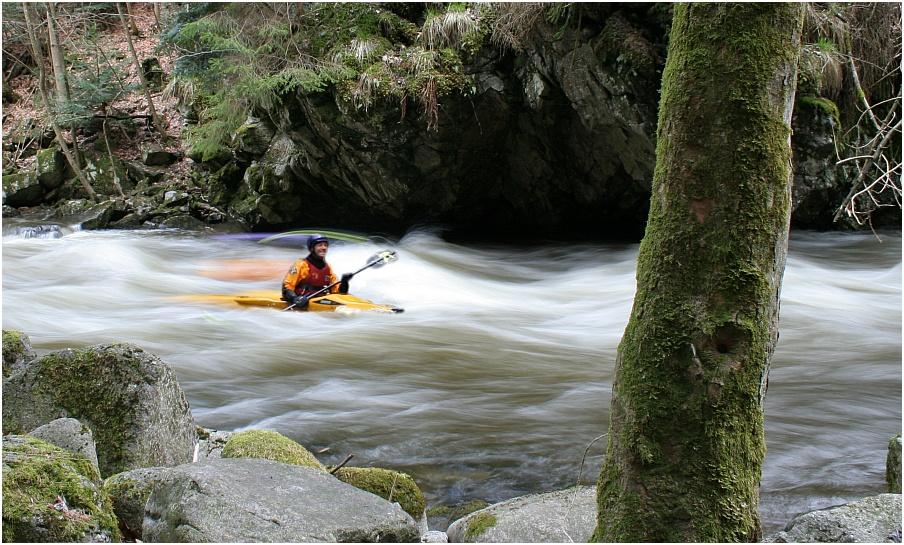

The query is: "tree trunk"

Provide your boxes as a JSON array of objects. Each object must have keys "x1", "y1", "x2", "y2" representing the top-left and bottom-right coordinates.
[
  {"x1": 592, "y1": 4, "x2": 804, "y2": 542},
  {"x1": 45, "y1": 3, "x2": 69, "y2": 103},
  {"x1": 22, "y1": 2, "x2": 97, "y2": 202},
  {"x1": 116, "y1": 2, "x2": 166, "y2": 139}
]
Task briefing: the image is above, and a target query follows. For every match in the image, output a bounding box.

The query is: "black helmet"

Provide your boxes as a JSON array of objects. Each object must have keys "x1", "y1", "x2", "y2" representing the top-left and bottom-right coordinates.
[{"x1": 307, "y1": 234, "x2": 329, "y2": 252}]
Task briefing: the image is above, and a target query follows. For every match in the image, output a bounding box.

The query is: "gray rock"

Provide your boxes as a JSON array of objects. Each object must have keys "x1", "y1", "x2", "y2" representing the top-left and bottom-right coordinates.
[
  {"x1": 141, "y1": 144, "x2": 179, "y2": 166},
  {"x1": 103, "y1": 466, "x2": 169, "y2": 540},
  {"x1": 766, "y1": 494, "x2": 902, "y2": 543},
  {"x1": 2, "y1": 343, "x2": 197, "y2": 477},
  {"x1": 56, "y1": 199, "x2": 126, "y2": 230},
  {"x1": 421, "y1": 530, "x2": 449, "y2": 543},
  {"x1": 2, "y1": 329, "x2": 36, "y2": 378},
  {"x1": 446, "y1": 486, "x2": 596, "y2": 543},
  {"x1": 27, "y1": 417, "x2": 99, "y2": 470},
  {"x1": 3, "y1": 169, "x2": 45, "y2": 207},
  {"x1": 195, "y1": 428, "x2": 234, "y2": 460},
  {"x1": 35, "y1": 147, "x2": 65, "y2": 189},
  {"x1": 143, "y1": 458, "x2": 420, "y2": 542}
]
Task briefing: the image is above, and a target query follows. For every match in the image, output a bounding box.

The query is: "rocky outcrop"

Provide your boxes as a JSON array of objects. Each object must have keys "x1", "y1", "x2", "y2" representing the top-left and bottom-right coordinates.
[
  {"x1": 2, "y1": 343, "x2": 197, "y2": 477},
  {"x1": 203, "y1": 5, "x2": 669, "y2": 238},
  {"x1": 446, "y1": 486, "x2": 596, "y2": 543},
  {"x1": 143, "y1": 458, "x2": 420, "y2": 542},
  {"x1": 2, "y1": 329, "x2": 35, "y2": 378},
  {"x1": 102, "y1": 466, "x2": 169, "y2": 540},
  {"x1": 765, "y1": 494, "x2": 902, "y2": 543},
  {"x1": 2, "y1": 435, "x2": 121, "y2": 543},
  {"x1": 27, "y1": 417, "x2": 100, "y2": 471}
]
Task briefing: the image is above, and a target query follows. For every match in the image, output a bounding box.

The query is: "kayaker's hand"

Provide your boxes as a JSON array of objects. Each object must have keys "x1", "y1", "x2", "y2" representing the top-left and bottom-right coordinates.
[
  {"x1": 293, "y1": 295, "x2": 310, "y2": 309},
  {"x1": 339, "y1": 273, "x2": 352, "y2": 294}
]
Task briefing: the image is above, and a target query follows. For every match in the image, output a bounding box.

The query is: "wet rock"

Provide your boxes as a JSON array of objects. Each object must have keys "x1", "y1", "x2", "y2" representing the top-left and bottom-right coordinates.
[
  {"x1": 143, "y1": 458, "x2": 420, "y2": 542},
  {"x1": 2, "y1": 343, "x2": 197, "y2": 477},
  {"x1": 102, "y1": 466, "x2": 169, "y2": 540},
  {"x1": 446, "y1": 486, "x2": 596, "y2": 543},
  {"x1": 2, "y1": 329, "x2": 36, "y2": 378},
  {"x1": 790, "y1": 96, "x2": 850, "y2": 229},
  {"x1": 335, "y1": 466, "x2": 427, "y2": 519},
  {"x1": 889, "y1": 434, "x2": 902, "y2": 494},
  {"x1": 765, "y1": 494, "x2": 903, "y2": 543},
  {"x1": 27, "y1": 417, "x2": 99, "y2": 471},
  {"x1": 2, "y1": 435, "x2": 120, "y2": 543},
  {"x1": 220, "y1": 429, "x2": 326, "y2": 471},
  {"x1": 428, "y1": 500, "x2": 490, "y2": 532}
]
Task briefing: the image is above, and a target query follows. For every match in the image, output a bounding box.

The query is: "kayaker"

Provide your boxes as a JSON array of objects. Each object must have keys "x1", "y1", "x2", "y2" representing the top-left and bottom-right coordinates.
[{"x1": 281, "y1": 235, "x2": 351, "y2": 310}]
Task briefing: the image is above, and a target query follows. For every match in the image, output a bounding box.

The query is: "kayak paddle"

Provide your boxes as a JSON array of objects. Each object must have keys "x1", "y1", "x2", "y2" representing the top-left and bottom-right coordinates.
[{"x1": 283, "y1": 250, "x2": 399, "y2": 311}]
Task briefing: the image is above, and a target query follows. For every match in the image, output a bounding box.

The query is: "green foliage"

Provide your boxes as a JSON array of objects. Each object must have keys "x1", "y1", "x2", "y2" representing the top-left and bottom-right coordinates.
[{"x1": 162, "y1": 2, "x2": 484, "y2": 145}]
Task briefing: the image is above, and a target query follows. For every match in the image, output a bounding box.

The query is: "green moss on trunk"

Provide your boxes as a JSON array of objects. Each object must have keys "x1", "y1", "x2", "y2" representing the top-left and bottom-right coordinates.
[{"x1": 592, "y1": 4, "x2": 804, "y2": 542}]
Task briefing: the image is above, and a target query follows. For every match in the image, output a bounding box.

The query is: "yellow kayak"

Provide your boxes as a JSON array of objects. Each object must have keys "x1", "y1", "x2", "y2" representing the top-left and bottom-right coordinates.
[{"x1": 174, "y1": 291, "x2": 403, "y2": 314}]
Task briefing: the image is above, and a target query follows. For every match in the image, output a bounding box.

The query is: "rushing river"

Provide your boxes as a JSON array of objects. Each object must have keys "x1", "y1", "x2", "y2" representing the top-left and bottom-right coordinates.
[{"x1": 2, "y1": 221, "x2": 900, "y2": 534}]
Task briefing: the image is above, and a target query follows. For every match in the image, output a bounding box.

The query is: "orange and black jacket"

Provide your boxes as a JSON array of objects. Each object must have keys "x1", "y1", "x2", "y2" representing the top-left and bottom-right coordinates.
[{"x1": 282, "y1": 256, "x2": 338, "y2": 300}]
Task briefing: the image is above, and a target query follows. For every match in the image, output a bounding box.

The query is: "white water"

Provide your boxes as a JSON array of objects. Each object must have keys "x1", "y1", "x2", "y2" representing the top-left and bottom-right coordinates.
[{"x1": 2, "y1": 223, "x2": 901, "y2": 533}]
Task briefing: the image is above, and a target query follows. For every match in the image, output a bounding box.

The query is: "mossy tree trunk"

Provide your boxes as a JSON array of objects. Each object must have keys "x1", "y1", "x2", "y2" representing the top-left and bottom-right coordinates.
[{"x1": 592, "y1": 4, "x2": 804, "y2": 542}]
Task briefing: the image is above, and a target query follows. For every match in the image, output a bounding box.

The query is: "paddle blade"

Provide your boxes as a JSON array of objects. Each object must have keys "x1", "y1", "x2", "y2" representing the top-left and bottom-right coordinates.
[{"x1": 368, "y1": 250, "x2": 398, "y2": 268}]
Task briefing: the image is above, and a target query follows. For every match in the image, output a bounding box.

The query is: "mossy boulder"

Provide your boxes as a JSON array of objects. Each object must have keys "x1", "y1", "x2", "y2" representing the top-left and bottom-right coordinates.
[
  {"x1": 103, "y1": 466, "x2": 169, "y2": 540},
  {"x1": 84, "y1": 155, "x2": 130, "y2": 196},
  {"x1": 335, "y1": 467, "x2": 426, "y2": 519},
  {"x1": 143, "y1": 458, "x2": 419, "y2": 542},
  {"x1": 2, "y1": 343, "x2": 197, "y2": 477},
  {"x1": 2, "y1": 168, "x2": 45, "y2": 207},
  {"x1": 28, "y1": 418, "x2": 100, "y2": 471},
  {"x1": 2, "y1": 435, "x2": 121, "y2": 543},
  {"x1": 35, "y1": 147, "x2": 65, "y2": 189},
  {"x1": 888, "y1": 434, "x2": 902, "y2": 494},
  {"x1": 221, "y1": 429, "x2": 326, "y2": 471},
  {"x1": 2, "y1": 329, "x2": 36, "y2": 378}
]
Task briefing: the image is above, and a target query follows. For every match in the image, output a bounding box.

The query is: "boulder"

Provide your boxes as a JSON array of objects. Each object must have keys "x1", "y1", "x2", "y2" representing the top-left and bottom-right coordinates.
[
  {"x1": 421, "y1": 530, "x2": 449, "y2": 543},
  {"x1": 84, "y1": 154, "x2": 130, "y2": 196},
  {"x1": 143, "y1": 458, "x2": 420, "y2": 542},
  {"x1": 446, "y1": 486, "x2": 596, "y2": 543},
  {"x1": 195, "y1": 427, "x2": 234, "y2": 460},
  {"x1": 140, "y1": 57, "x2": 167, "y2": 90},
  {"x1": 765, "y1": 494, "x2": 902, "y2": 543},
  {"x1": 335, "y1": 467, "x2": 426, "y2": 520},
  {"x1": 57, "y1": 199, "x2": 127, "y2": 230},
  {"x1": 103, "y1": 466, "x2": 169, "y2": 540},
  {"x1": 27, "y1": 417, "x2": 99, "y2": 471},
  {"x1": 35, "y1": 147, "x2": 65, "y2": 189},
  {"x1": 2, "y1": 435, "x2": 120, "y2": 543},
  {"x1": 3, "y1": 169, "x2": 45, "y2": 207},
  {"x1": 889, "y1": 434, "x2": 902, "y2": 494},
  {"x1": 221, "y1": 428, "x2": 326, "y2": 471},
  {"x1": 2, "y1": 343, "x2": 197, "y2": 477},
  {"x1": 427, "y1": 500, "x2": 490, "y2": 532},
  {"x1": 141, "y1": 143, "x2": 179, "y2": 166},
  {"x1": 2, "y1": 329, "x2": 36, "y2": 378}
]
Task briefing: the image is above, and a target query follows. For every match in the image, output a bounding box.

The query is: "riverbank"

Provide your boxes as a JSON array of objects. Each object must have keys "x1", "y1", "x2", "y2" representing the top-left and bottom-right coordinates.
[{"x1": 3, "y1": 330, "x2": 901, "y2": 542}]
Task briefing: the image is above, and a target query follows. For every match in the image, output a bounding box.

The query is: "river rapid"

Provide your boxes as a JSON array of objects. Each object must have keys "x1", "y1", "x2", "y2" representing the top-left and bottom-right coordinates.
[{"x1": 2, "y1": 221, "x2": 900, "y2": 534}]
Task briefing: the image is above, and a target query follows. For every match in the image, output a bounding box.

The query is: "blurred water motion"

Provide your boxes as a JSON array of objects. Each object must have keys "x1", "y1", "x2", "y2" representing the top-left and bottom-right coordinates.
[{"x1": 2, "y1": 225, "x2": 900, "y2": 533}]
